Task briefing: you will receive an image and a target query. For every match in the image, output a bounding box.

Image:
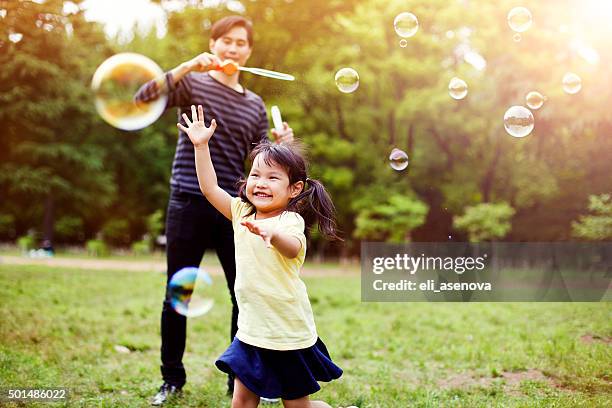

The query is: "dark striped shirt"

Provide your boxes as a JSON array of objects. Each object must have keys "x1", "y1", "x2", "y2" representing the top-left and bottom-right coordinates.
[{"x1": 136, "y1": 72, "x2": 269, "y2": 196}]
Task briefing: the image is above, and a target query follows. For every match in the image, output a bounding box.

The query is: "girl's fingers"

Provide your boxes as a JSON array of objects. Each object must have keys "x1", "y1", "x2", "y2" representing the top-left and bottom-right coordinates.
[
  {"x1": 182, "y1": 113, "x2": 192, "y2": 127},
  {"x1": 210, "y1": 118, "x2": 217, "y2": 130},
  {"x1": 198, "y1": 105, "x2": 204, "y2": 123},
  {"x1": 177, "y1": 123, "x2": 188, "y2": 133},
  {"x1": 191, "y1": 105, "x2": 198, "y2": 123}
]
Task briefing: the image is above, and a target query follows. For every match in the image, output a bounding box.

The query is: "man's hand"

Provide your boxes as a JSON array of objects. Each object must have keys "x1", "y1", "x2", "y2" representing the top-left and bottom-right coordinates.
[
  {"x1": 177, "y1": 105, "x2": 217, "y2": 148},
  {"x1": 271, "y1": 122, "x2": 294, "y2": 144},
  {"x1": 185, "y1": 52, "x2": 222, "y2": 73},
  {"x1": 241, "y1": 220, "x2": 276, "y2": 248}
]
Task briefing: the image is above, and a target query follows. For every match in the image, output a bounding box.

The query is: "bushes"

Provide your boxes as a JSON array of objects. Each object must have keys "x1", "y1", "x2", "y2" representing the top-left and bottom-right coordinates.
[
  {"x1": 86, "y1": 239, "x2": 109, "y2": 257},
  {"x1": 17, "y1": 234, "x2": 36, "y2": 253}
]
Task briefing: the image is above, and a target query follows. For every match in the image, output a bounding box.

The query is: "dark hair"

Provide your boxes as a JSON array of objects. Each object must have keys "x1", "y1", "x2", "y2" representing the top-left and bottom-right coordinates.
[
  {"x1": 237, "y1": 141, "x2": 342, "y2": 241},
  {"x1": 210, "y1": 15, "x2": 253, "y2": 47}
]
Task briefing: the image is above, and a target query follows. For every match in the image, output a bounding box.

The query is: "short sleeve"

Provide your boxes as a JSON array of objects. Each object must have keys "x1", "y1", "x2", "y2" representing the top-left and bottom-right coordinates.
[
  {"x1": 280, "y1": 212, "x2": 307, "y2": 260},
  {"x1": 231, "y1": 197, "x2": 252, "y2": 226}
]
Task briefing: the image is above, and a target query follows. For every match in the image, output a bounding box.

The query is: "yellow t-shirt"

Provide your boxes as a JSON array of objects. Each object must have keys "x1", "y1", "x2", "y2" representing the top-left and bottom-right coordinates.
[{"x1": 230, "y1": 197, "x2": 318, "y2": 350}]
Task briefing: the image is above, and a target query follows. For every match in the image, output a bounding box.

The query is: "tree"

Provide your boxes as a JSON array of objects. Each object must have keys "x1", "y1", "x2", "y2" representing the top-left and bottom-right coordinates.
[
  {"x1": 0, "y1": 0, "x2": 115, "y2": 247},
  {"x1": 453, "y1": 202, "x2": 515, "y2": 242},
  {"x1": 572, "y1": 194, "x2": 612, "y2": 240}
]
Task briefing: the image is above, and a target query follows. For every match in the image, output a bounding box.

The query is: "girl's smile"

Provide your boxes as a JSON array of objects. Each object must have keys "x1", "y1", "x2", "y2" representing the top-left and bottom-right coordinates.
[{"x1": 245, "y1": 155, "x2": 302, "y2": 219}]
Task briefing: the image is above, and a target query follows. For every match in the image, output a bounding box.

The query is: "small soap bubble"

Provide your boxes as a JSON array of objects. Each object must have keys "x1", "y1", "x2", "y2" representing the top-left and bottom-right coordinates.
[
  {"x1": 448, "y1": 77, "x2": 468, "y2": 100},
  {"x1": 503, "y1": 106, "x2": 534, "y2": 138},
  {"x1": 8, "y1": 32, "x2": 23, "y2": 43},
  {"x1": 394, "y1": 12, "x2": 419, "y2": 38},
  {"x1": 525, "y1": 91, "x2": 545, "y2": 110},
  {"x1": 335, "y1": 67, "x2": 359, "y2": 93},
  {"x1": 513, "y1": 33, "x2": 521, "y2": 42},
  {"x1": 399, "y1": 39, "x2": 408, "y2": 48},
  {"x1": 562, "y1": 72, "x2": 582, "y2": 94},
  {"x1": 168, "y1": 267, "x2": 214, "y2": 317},
  {"x1": 389, "y1": 148, "x2": 409, "y2": 171},
  {"x1": 507, "y1": 7, "x2": 532, "y2": 33}
]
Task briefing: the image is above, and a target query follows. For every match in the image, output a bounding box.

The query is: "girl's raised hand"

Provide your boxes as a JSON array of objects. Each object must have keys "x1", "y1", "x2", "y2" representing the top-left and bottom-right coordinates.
[
  {"x1": 241, "y1": 221, "x2": 276, "y2": 248},
  {"x1": 177, "y1": 105, "x2": 217, "y2": 148}
]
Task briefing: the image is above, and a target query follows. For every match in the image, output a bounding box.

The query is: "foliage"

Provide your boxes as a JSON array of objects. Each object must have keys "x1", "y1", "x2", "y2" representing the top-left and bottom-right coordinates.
[
  {"x1": 16, "y1": 234, "x2": 35, "y2": 252},
  {"x1": 0, "y1": 214, "x2": 16, "y2": 239},
  {"x1": 131, "y1": 239, "x2": 152, "y2": 255},
  {"x1": 572, "y1": 194, "x2": 612, "y2": 240},
  {"x1": 453, "y1": 202, "x2": 515, "y2": 242},
  {"x1": 55, "y1": 216, "x2": 84, "y2": 242},
  {"x1": 85, "y1": 239, "x2": 109, "y2": 257},
  {"x1": 1, "y1": 0, "x2": 611, "y2": 251},
  {"x1": 101, "y1": 219, "x2": 131, "y2": 247},
  {"x1": 353, "y1": 193, "x2": 428, "y2": 242}
]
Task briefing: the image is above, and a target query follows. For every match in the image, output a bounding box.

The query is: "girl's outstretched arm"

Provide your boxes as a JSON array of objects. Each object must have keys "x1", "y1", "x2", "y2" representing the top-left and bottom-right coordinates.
[
  {"x1": 178, "y1": 105, "x2": 232, "y2": 220},
  {"x1": 241, "y1": 221, "x2": 302, "y2": 259}
]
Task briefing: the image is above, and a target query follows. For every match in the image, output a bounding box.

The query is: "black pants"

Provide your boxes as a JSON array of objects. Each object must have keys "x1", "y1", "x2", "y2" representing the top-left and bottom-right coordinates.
[{"x1": 160, "y1": 188, "x2": 238, "y2": 388}]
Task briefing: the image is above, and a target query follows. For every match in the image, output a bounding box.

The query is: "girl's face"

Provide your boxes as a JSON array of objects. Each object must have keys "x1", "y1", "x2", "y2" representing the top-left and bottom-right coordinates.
[{"x1": 246, "y1": 154, "x2": 303, "y2": 217}]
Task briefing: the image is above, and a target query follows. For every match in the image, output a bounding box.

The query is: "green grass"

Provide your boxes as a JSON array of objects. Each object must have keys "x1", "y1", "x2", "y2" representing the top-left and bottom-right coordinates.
[{"x1": 0, "y1": 264, "x2": 610, "y2": 407}]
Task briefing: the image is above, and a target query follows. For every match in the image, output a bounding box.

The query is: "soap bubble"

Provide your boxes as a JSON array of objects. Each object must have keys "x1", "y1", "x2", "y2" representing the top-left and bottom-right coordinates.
[
  {"x1": 507, "y1": 7, "x2": 532, "y2": 33},
  {"x1": 168, "y1": 267, "x2": 214, "y2": 317},
  {"x1": 8, "y1": 32, "x2": 23, "y2": 43},
  {"x1": 448, "y1": 77, "x2": 468, "y2": 100},
  {"x1": 91, "y1": 53, "x2": 167, "y2": 131},
  {"x1": 389, "y1": 148, "x2": 409, "y2": 171},
  {"x1": 399, "y1": 39, "x2": 408, "y2": 48},
  {"x1": 504, "y1": 106, "x2": 534, "y2": 138},
  {"x1": 562, "y1": 72, "x2": 582, "y2": 94},
  {"x1": 394, "y1": 12, "x2": 419, "y2": 38},
  {"x1": 525, "y1": 91, "x2": 545, "y2": 110},
  {"x1": 513, "y1": 33, "x2": 521, "y2": 42},
  {"x1": 335, "y1": 67, "x2": 359, "y2": 93}
]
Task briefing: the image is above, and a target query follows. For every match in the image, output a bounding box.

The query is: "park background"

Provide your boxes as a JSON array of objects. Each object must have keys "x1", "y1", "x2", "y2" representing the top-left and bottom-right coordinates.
[{"x1": 1, "y1": 0, "x2": 611, "y2": 407}]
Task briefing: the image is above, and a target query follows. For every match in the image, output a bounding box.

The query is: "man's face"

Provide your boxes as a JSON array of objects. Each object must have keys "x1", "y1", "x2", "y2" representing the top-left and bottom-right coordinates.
[{"x1": 209, "y1": 26, "x2": 252, "y2": 67}]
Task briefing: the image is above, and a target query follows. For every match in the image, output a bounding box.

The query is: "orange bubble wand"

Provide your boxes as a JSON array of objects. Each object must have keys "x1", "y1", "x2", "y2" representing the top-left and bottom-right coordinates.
[{"x1": 211, "y1": 60, "x2": 295, "y2": 81}]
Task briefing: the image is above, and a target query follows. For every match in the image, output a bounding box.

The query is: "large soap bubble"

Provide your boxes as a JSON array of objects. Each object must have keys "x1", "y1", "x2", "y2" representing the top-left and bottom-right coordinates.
[
  {"x1": 91, "y1": 53, "x2": 167, "y2": 131},
  {"x1": 168, "y1": 267, "x2": 214, "y2": 318}
]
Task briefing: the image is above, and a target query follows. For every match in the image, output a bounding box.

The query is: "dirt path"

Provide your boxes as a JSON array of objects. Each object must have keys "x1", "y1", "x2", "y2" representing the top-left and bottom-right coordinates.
[{"x1": 0, "y1": 255, "x2": 359, "y2": 276}]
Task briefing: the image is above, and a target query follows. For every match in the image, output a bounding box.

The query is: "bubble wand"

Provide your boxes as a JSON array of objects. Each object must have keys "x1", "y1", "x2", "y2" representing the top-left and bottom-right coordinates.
[{"x1": 212, "y1": 60, "x2": 295, "y2": 81}]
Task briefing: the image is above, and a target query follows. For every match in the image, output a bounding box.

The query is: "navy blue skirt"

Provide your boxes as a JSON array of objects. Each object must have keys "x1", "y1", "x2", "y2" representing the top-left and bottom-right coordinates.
[{"x1": 216, "y1": 337, "x2": 342, "y2": 400}]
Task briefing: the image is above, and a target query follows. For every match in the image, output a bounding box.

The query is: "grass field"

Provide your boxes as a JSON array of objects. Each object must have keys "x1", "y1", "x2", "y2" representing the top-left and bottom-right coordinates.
[{"x1": 0, "y1": 262, "x2": 610, "y2": 407}]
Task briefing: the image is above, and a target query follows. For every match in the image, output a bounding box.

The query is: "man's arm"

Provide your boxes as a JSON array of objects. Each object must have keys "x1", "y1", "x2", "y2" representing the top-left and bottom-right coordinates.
[
  {"x1": 169, "y1": 52, "x2": 222, "y2": 85},
  {"x1": 134, "y1": 53, "x2": 222, "y2": 104}
]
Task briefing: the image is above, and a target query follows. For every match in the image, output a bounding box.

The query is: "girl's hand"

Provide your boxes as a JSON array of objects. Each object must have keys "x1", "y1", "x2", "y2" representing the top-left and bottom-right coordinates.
[
  {"x1": 178, "y1": 105, "x2": 217, "y2": 148},
  {"x1": 241, "y1": 221, "x2": 276, "y2": 248}
]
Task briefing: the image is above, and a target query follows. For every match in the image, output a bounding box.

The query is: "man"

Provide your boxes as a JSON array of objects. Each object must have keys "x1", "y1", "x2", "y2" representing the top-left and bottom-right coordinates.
[{"x1": 135, "y1": 15, "x2": 293, "y2": 405}]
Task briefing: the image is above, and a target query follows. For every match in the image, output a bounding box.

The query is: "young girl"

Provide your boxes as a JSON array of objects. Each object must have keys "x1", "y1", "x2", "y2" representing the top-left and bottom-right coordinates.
[{"x1": 178, "y1": 105, "x2": 342, "y2": 407}]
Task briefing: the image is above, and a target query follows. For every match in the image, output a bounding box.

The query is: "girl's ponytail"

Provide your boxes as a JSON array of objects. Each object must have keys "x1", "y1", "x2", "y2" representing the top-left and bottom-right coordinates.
[{"x1": 294, "y1": 177, "x2": 342, "y2": 241}]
